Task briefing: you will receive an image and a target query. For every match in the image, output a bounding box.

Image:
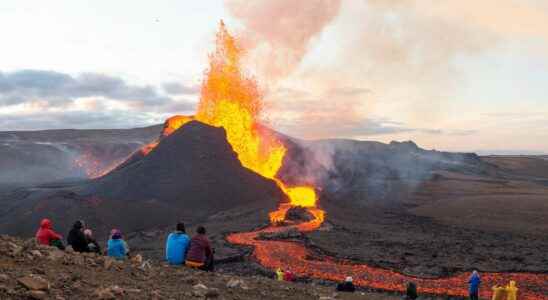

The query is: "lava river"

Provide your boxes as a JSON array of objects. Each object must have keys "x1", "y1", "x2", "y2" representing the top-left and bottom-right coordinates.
[{"x1": 227, "y1": 207, "x2": 548, "y2": 300}]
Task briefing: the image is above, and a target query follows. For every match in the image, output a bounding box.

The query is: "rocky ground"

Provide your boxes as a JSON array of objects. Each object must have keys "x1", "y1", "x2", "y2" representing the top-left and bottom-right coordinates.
[
  {"x1": 0, "y1": 235, "x2": 410, "y2": 300},
  {"x1": 307, "y1": 169, "x2": 548, "y2": 277}
]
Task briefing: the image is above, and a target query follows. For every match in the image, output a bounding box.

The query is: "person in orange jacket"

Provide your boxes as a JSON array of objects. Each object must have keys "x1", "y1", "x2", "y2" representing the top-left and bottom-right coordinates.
[{"x1": 35, "y1": 218, "x2": 65, "y2": 250}]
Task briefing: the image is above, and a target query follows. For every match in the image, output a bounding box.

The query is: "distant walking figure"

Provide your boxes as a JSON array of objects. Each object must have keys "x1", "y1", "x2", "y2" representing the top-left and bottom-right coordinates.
[
  {"x1": 469, "y1": 270, "x2": 481, "y2": 300},
  {"x1": 35, "y1": 218, "x2": 64, "y2": 250},
  {"x1": 404, "y1": 282, "x2": 418, "y2": 300},
  {"x1": 336, "y1": 276, "x2": 356, "y2": 292},
  {"x1": 185, "y1": 226, "x2": 214, "y2": 271}
]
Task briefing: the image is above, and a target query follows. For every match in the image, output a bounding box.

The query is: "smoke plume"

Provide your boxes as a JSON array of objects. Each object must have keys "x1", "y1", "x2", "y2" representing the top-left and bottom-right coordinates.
[{"x1": 225, "y1": 0, "x2": 342, "y2": 81}]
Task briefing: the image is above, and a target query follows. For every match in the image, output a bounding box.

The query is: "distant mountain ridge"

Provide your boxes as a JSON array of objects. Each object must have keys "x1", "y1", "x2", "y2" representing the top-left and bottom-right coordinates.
[{"x1": 0, "y1": 125, "x2": 162, "y2": 184}]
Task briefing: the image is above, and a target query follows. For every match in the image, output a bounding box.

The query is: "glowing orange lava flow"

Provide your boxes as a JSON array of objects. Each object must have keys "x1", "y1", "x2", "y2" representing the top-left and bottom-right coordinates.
[
  {"x1": 194, "y1": 21, "x2": 319, "y2": 218},
  {"x1": 227, "y1": 212, "x2": 548, "y2": 300},
  {"x1": 139, "y1": 21, "x2": 321, "y2": 222}
]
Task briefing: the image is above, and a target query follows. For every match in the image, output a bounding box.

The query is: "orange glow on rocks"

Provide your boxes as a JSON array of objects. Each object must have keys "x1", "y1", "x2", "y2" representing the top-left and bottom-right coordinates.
[{"x1": 227, "y1": 213, "x2": 548, "y2": 300}]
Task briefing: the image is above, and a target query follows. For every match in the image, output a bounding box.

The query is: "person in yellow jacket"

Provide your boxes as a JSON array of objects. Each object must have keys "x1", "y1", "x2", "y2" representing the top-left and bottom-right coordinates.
[{"x1": 276, "y1": 268, "x2": 284, "y2": 281}]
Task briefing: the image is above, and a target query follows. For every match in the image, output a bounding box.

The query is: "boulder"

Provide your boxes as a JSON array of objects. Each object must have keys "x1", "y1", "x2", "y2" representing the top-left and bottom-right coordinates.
[
  {"x1": 28, "y1": 290, "x2": 47, "y2": 299},
  {"x1": 192, "y1": 283, "x2": 209, "y2": 297},
  {"x1": 110, "y1": 285, "x2": 124, "y2": 296},
  {"x1": 259, "y1": 228, "x2": 303, "y2": 240},
  {"x1": 17, "y1": 275, "x2": 50, "y2": 291},
  {"x1": 48, "y1": 249, "x2": 65, "y2": 261},
  {"x1": 205, "y1": 288, "x2": 219, "y2": 298},
  {"x1": 226, "y1": 278, "x2": 249, "y2": 289},
  {"x1": 104, "y1": 257, "x2": 115, "y2": 270},
  {"x1": 94, "y1": 288, "x2": 116, "y2": 300},
  {"x1": 285, "y1": 206, "x2": 315, "y2": 222}
]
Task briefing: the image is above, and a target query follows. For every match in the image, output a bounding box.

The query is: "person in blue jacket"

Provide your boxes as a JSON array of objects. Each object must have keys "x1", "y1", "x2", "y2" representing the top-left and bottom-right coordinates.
[
  {"x1": 107, "y1": 229, "x2": 129, "y2": 260},
  {"x1": 468, "y1": 270, "x2": 481, "y2": 300},
  {"x1": 165, "y1": 222, "x2": 190, "y2": 265}
]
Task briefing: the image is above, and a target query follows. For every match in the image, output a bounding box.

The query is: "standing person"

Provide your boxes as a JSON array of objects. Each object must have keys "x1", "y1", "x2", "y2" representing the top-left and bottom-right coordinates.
[
  {"x1": 185, "y1": 226, "x2": 214, "y2": 271},
  {"x1": 35, "y1": 218, "x2": 65, "y2": 250},
  {"x1": 336, "y1": 276, "x2": 356, "y2": 292},
  {"x1": 283, "y1": 269, "x2": 296, "y2": 282},
  {"x1": 468, "y1": 270, "x2": 481, "y2": 300},
  {"x1": 83, "y1": 229, "x2": 101, "y2": 254},
  {"x1": 165, "y1": 222, "x2": 190, "y2": 265},
  {"x1": 275, "y1": 268, "x2": 284, "y2": 281},
  {"x1": 107, "y1": 229, "x2": 129, "y2": 260},
  {"x1": 404, "y1": 282, "x2": 418, "y2": 300},
  {"x1": 67, "y1": 220, "x2": 89, "y2": 253}
]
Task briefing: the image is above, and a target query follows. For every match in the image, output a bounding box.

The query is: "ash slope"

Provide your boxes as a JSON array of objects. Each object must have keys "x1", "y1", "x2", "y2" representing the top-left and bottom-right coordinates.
[
  {"x1": 0, "y1": 125, "x2": 161, "y2": 185},
  {"x1": 83, "y1": 120, "x2": 285, "y2": 215},
  {"x1": 0, "y1": 121, "x2": 284, "y2": 237}
]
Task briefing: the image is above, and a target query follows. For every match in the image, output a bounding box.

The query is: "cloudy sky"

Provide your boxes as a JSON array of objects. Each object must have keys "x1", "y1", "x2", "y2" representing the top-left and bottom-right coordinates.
[{"x1": 1, "y1": 1, "x2": 547, "y2": 154}]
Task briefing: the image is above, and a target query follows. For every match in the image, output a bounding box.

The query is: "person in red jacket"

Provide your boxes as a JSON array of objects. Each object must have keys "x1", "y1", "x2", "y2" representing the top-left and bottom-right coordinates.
[
  {"x1": 185, "y1": 226, "x2": 214, "y2": 271},
  {"x1": 35, "y1": 218, "x2": 65, "y2": 250},
  {"x1": 283, "y1": 269, "x2": 296, "y2": 282}
]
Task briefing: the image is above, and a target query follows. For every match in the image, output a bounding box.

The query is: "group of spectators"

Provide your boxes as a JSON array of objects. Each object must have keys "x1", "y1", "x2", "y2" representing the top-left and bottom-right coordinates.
[
  {"x1": 35, "y1": 218, "x2": 214, "y2": 270},
  {"x1": 36, "y1": 218, "x2": 129, "y2": 260},
  {"x1": 36, "y1": 218, "x2": 486, "y2": 299},
  {"x1": 165, "y1": 222, "x2": 214, "y2": 271},
  {"x1": 333, "y1": 271, "x2": 482, "y2": 300}
]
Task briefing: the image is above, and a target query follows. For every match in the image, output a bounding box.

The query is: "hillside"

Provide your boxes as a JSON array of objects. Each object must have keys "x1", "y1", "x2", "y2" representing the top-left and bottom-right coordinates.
[
  {"x1": 0, "y1": 234, "x2": 402, "y2": 300},
  {"x1": 0, "y1": 125, "x2": 162, "y2": 184},
  {"x1": 1, "y1": 123, "x2": 547, "y2": 281}
]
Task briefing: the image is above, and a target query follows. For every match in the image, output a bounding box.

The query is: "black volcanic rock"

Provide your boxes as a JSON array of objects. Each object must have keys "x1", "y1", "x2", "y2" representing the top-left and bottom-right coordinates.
[
  {"x1": 284, "y1": 206, "x2": 315, "y2": 222},
  {"x1": 85, "y1": 121, "x2": 285, "y2": 213},
  {"x1": 0, "y1": 121, "x2": 285, "y2": 236}
]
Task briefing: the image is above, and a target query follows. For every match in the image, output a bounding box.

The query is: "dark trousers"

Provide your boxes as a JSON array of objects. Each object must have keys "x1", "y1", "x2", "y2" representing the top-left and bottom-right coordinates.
[
  {"x1": 200, "y1": 254, "x2": 214, "y2": 272},
  {"x1": 50, "y1": 239, "x2": 65, "y2": 250},
  {"x1": 470, "y1": 292, "x2": 479, "y2": 300}
]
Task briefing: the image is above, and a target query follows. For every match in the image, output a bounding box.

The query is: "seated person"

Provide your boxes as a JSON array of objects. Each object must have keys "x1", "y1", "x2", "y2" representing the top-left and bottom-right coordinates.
[
  {"x1": 185, "y1": 226, "x2": 214, "y2": 271},
  {"x1": 107, "y1": 229, "x2": 129, "y2": 260},
  {"x1": 84, "y1": 229, "x2": 101, "y2": 254},
  {"x1": 35, "y1": 218, "x2": 65, "y2": 250},
  {"x1": 165, "y1": 222, "x2": 190, "y2": 265},
  {"x1": 67, "y1": 220, "x2": 89, "y2": 252}
]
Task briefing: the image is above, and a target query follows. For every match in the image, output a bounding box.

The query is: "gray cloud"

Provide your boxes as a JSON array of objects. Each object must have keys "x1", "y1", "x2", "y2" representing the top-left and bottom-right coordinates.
[
  {"x1": 162, "y1": 82, "x2": 200, "y2": 95},
  {"x1": 0, "y1": 110, "x2": 161, "y2": 130},
  {"x1": 0, "y1": 69, "x2": 170, "y2": 106},
  {"x1": 0, "y1": 69, "x2": 199, "y2": 130},
  {"x1": 283, "y1": 117, "x2": 478, "y2": 139}
]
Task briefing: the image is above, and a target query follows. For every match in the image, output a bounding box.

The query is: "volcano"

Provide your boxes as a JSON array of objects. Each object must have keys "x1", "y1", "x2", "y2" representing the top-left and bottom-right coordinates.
[
  {"x1": 0, "y1": 120, "x2": 284, "y2": 236},
  {"x1": 85, "y1": 120, "x2": 285, "y2": 213}
]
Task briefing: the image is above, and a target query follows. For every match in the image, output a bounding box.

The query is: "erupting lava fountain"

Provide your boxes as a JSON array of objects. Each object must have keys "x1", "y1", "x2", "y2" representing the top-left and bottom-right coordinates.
[{"x1": 139, "y1": 21, "x2": 324, "y2": 225}]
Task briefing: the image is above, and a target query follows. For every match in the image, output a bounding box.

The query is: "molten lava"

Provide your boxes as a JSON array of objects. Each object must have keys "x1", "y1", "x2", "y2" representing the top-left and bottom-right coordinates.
[
  {"x1": 73, "y1": 152, "x2": 124, "y2": 179},
  {"x1": 195, "y1": 21, "x2": 318, "y2": 216},
  {"x1": 227, "y1": 211, "x2": 548, "y2": 300},
  {"x1": 140, "y1": 115, "x2": 193, "y2": 155},
  {"x1": 139, "y1": 21, "x2": 321, "y2": 222},
  {"x1": 162, "y1": 115, "x2": 194, "y2": 138},
  {"x1": 92, "y1": 21, "x2": 547, "y2": 299},
  {"x1": 206, "y1": 21, "x2": 546, "y2": 300}
]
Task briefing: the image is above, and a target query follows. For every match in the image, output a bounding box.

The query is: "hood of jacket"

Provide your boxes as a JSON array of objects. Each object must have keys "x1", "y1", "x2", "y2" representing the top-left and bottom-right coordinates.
[
  {"x1": 72, "y1": 220, "x2": 84, "y2": 230},
  {"x1": 40, "y1": 219, "x2": 52, "y2": 229}
]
